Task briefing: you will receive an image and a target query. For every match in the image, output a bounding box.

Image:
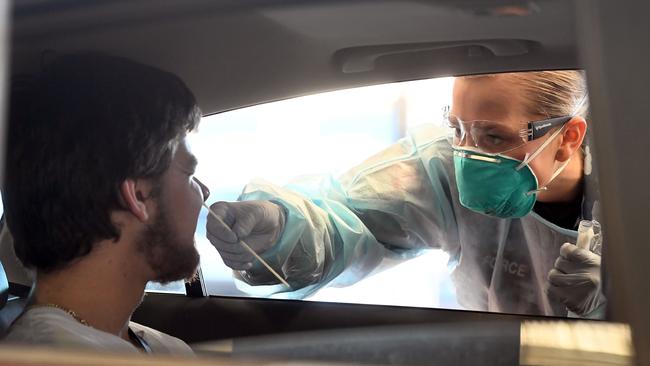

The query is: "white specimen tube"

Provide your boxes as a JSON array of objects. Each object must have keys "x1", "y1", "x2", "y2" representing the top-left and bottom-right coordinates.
[{"x1": 576, "y1": 220, "x2": 595, "y2": 250}]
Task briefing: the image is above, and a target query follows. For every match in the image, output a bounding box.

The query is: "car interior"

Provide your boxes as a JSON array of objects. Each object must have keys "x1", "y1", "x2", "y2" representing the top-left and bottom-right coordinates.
[{"x1": 1, "y1": 0, "x2": 649, "y2": 365}]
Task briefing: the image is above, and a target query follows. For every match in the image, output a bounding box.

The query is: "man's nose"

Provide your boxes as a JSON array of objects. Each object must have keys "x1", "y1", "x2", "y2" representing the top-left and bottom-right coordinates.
[{"x1": 193, "y1": 177, "x2": 210, "y2": 202}]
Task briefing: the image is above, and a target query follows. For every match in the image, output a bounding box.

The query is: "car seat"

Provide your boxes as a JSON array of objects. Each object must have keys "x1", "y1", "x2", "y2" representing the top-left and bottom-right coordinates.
[{"x1": 0, "y1": 219, "x2": 32, "y2": 337}]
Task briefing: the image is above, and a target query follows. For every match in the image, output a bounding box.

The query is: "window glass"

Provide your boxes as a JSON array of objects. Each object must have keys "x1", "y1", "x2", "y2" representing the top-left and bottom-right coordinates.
[
  {"x1": 145, "y1": 281, "x2": 186, "y2": 294},
  {"x1": 187, "y1": 70, "x2": 599, "y2": 318},
  {"x1": 190, "y1": 77, "x2": 460, "y2": 308}
]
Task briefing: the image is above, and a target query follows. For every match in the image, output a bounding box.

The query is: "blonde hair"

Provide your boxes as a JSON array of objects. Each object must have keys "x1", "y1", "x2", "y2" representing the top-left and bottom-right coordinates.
[
  {"x1": 460, "y1": 70, "x2": 589, "y2": 120},
  {"x1": 505, "y1": 70, "x2": 589, "y2": 120}
]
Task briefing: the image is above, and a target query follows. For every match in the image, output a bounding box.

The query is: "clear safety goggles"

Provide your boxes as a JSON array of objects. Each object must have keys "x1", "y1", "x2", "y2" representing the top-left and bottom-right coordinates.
[{"x1": 442, "y1": 106, "x2": 572, "y2": 154}]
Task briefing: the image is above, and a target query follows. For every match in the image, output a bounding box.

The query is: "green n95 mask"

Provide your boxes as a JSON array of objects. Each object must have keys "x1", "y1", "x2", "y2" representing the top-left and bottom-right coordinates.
[
  {"x1": 453, "y1": 150, "x2": 538, "y2": 218},
  {"x1": 452, "y1": 127, "x2": 569, "y2": 219}
]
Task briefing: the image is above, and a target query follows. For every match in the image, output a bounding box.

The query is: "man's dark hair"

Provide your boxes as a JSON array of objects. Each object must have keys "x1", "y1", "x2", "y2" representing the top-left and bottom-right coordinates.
[{"x1": 3, "y1": 53, "x2": 201, "y2": 272}]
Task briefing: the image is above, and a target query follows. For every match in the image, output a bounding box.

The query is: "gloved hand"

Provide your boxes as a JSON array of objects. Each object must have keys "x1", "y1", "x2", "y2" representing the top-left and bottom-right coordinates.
[
  {"x1": 206, "y1": 200, "x2": 286, "y2": 270},
  {"x1": 547, "y1": 243, "x2": 606, "y2": 316}
]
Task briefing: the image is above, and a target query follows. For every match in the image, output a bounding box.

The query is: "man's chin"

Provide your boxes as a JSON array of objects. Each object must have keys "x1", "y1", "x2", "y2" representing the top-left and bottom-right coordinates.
[
  {"x1": 140, "y1": 205, "x2": 202, "y2": 285},
  {"x1": 153, "y1": 271, "x2": 198, "y2": 285},
  {"x1": 150, "y1": 246, "x2": 201, "y2": 284}
]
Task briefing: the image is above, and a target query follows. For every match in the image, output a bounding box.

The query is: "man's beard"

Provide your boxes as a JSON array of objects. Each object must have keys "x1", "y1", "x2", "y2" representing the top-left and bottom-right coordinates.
[{"x1": 137, "y1": 200, "x2": 200, "y2": 284}]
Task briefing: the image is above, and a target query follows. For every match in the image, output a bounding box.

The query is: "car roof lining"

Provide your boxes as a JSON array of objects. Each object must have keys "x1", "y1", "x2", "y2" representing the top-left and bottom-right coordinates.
[{"x1": 10, "y1": 0, "x2": 579, "y2": 115}]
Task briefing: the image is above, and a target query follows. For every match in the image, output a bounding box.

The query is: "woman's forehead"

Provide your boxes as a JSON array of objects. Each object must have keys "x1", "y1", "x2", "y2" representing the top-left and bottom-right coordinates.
[{"x1": 451, "y1": 75, "x2": 527, "y2": 122}]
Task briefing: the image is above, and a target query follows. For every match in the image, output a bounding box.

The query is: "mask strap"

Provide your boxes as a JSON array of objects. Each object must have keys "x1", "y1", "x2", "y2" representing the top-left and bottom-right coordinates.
[
  {"x1": 547, "y1": 158, "x2": 571, "y2": 185},
  {"x1": 527, "y1": 157, "x2": 571, "y2": 195},
  {"x1": 516, "y1": 126, "x2": 566, "y2": 170},
  {"x1": 520, "y1": 93, "x2": 587, "y2": 192}
]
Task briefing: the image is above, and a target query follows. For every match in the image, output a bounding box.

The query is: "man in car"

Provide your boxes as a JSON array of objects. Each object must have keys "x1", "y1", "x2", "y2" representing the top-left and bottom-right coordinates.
[{"x1": 2, "y1": 53, "x2": 209, "y2": 354}]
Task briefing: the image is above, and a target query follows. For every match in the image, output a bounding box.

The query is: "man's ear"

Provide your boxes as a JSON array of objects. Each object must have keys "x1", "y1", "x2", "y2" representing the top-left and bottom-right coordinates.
[
  {"x1": 555, "y1": 116, "x2": 587, "y2": 162},
  {"x1": 119, "y1": 179, "x2": 150, "y2": 222}
]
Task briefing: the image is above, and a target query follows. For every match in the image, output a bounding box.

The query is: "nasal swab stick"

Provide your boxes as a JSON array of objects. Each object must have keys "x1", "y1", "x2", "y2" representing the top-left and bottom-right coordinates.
[{"x1": 202, "y1": 202, "x2": 290, "y2": 288}]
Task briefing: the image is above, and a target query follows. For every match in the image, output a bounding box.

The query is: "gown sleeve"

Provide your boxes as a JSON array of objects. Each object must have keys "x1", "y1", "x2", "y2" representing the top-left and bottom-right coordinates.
[{"x1": 236, "y1": 126, "x2": 459, "y2": 297}]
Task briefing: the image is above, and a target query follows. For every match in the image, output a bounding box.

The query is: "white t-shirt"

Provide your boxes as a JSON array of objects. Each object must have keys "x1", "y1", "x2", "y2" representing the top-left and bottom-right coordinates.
[{"x1": 3, "y1": 307, "x2": 194, "y2": 355}]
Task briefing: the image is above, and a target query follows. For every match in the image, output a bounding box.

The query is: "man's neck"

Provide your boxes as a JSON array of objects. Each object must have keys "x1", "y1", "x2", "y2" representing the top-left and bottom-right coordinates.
[{"x1": 33, "y1": 240, "x2": 149, "y2": 340}]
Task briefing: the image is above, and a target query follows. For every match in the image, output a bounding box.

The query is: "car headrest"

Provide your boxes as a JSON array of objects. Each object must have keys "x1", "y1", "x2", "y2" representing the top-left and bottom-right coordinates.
[
  {"x1": 0, "y1": 222, "x2": 34, "y2": 288},
  {"x1": 0, "y1": 261, "x2": 9, "y2": 309}
]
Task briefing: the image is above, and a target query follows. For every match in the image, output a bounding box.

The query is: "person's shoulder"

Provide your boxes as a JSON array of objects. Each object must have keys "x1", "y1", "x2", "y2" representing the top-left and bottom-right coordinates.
[
  {"x1": 5, "y1": 306, "x2": 90, "y2": 341},
  {"x1": 4, "y1": 307, "x2": 136, "y2": 353},
  {"x1": 407, "y1": 124, "x2": 451, "y2": 147},
  {"x1": 400, "y1": 125, "x2": 454, "y2": 175},
  {"x1": 405, "y1": 124, "x2": 453, "y2": 158},
  {"x1": 128, "y1": 321, "x2": 194, "y2": 356},
  {"x1": 4, "y1": 307, "x2": 61, "y2": 344}
]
